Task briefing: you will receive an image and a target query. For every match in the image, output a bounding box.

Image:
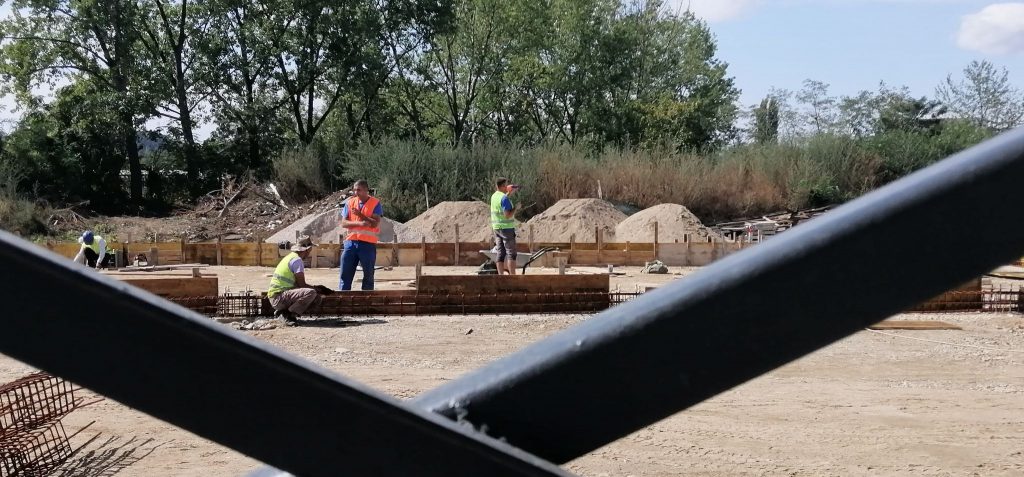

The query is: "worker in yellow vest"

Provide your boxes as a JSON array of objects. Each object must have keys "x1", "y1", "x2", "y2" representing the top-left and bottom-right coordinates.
[
  {"x1": 73, "y1": 230, "x2": 107, "y2": 269},
  {"x1": 339, "y1": 179, "x2": 382, "y2": 290},
  {"x1": 490, "y1": 177, "x2": 519, "y2": 275},
  {"x1": 267, "y1": 236, "x2": 325, "y2": 325}
]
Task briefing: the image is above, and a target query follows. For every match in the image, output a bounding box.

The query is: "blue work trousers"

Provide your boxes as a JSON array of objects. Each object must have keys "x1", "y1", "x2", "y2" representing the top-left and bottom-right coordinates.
[{"x1": 339, "y1": 240, "x2": 376, "y2": 290}]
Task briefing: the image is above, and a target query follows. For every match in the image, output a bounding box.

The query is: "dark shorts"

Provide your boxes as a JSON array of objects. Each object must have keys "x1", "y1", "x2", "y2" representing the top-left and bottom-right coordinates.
[
  {"x1": 83, "y1": 248, "x2": 99, "y2": 267},
  {"x1": 494, "y1": 229, "x2": 517, "y2": 262}
]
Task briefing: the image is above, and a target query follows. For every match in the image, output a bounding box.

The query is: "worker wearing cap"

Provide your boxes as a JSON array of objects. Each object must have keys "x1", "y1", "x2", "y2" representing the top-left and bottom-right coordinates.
[
  {"x1": 73, "y1": 230, "x2": 107, "y2": 269},
  {"x1": 490, "y1": 178, "x2": 518, "y2": 275},
  {"x1": 339, "y1": 179, "x2": 383, "y2": 290},
  {"x1": 267, "y1": 236, "x2": 324, "y2": 325}
]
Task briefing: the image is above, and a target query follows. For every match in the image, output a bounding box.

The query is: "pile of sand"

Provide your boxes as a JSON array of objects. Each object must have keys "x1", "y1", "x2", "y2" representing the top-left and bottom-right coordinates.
[
  {"x1": 266, "y1": 209, "x2": 423, "y2": 244},
  {"x1": 405, "y1": 201, "x2": 494, "y2": 242},
  {"x1": 615, "y1": 203, "x2": 722, "y2": 242},
  {"x1": 526, "y1": 198, "x2": 626, "y2": 242}
]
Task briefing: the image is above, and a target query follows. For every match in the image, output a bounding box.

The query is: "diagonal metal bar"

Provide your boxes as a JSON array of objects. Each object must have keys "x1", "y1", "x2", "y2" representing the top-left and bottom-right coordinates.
[
  {"x1": 413, "y1": 127, "x2": 1024, "y2": 463},
  {"x1": 0, "y1": 230, "x2": 571, "y2": 477}
]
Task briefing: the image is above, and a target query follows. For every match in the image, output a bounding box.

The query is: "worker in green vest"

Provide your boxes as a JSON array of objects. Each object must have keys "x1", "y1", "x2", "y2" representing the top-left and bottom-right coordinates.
[
  {"x1": 73, "y1": 230, "x2": 107, "y2": 269},
  {"x1": 490, "y1": 177, "x2": 519, "y2": 275},
  {"x1": 267, "y1": 236, "x2": 328, "y2": 325}
]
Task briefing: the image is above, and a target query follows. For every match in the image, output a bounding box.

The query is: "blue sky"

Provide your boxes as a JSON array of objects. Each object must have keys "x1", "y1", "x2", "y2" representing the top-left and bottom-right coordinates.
[
  {"x1": 677, "y1": 0, "x2": 1024, "y2": 107},
  {"x1": 2, "y1": 1, "x2": 1023, "y2": 130}
]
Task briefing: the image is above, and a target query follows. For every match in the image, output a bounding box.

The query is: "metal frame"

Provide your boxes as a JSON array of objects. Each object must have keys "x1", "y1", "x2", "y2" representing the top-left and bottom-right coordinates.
[{"x1": 1, "y1": 127, "x2": 1023, "y2": 476}]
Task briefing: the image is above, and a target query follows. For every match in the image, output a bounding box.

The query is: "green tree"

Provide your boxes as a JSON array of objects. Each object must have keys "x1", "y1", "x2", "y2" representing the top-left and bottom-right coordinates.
[
  {"x1": 196, "y1": 0, "x2": 290, "y2": 173},
  {"x1": 936, "y1": 60, "x2": 1024, "y2": 131},
  {"x1": 752, "y1": 95, "x2": 780, "y2": 144},
  {"x1": 0, "y1": 0, "x2": 154, "y2": 205},
  {"x1": 137, "y1": 0, "x2": 210, "y2": 195},
  {"x1": 593, "y1": 3, "x2": 738, "y2": 149},
  {"x1": 795, "y1": 79, "x2": 837, "y2": 135}
]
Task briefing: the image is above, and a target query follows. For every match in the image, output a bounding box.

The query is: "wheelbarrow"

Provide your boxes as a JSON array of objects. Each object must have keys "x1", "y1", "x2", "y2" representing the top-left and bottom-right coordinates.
[{"x1": 478, "y1": 247, "x2": 560, "y2": 275}]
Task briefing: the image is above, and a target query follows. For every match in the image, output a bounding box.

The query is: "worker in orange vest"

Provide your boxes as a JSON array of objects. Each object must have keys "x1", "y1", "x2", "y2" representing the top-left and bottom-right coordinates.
[{"x1": 339, "y1": 179, "x2": 383, "y2": 290}]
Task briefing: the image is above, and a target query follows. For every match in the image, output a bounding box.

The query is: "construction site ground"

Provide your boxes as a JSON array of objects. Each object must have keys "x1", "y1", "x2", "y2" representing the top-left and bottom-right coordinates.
[{"x1": 2, "y1": 266, "x2": 1023, "y2": 476}]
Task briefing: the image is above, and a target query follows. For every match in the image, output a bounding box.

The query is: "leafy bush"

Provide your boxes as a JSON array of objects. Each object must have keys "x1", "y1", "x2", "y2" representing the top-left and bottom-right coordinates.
[{"x1": 272, "y1": 147, "x2": 328, "y2": 202}]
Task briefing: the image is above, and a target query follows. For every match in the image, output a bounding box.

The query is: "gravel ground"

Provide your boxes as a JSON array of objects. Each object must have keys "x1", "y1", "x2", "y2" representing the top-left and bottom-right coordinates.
[{"x1": 2, "y1": 267, "x2": 1022, "y2": 476}]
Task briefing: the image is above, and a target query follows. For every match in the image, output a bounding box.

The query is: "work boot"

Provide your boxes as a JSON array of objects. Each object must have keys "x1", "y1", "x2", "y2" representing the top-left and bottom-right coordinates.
[{"x1": 274, "y1": 309, "x2": 298, "y2": 326}]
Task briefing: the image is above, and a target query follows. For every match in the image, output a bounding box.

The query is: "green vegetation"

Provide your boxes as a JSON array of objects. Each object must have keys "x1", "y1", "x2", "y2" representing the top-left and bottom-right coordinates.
[{"x1": 0, "y1": 0, "x2": 1020, "y2": 233}]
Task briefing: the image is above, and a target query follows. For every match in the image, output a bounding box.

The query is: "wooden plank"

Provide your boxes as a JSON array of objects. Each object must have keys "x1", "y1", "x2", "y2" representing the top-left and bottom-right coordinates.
[
  {"x1": 425, "y1": 244, "x2": 456, "y2": 266},
  {"x1": 397, "y1": 248, "x2": 424, "y2": 266},
  {"x1": 869, "y1": 320, "x2": 962, "y2": 331},
  {"x1": 417, "y1": 274, "x2": 609, "y2": 294},
  {"x1": 116, "y1": 277, "x2": 219, "y2": 297}
]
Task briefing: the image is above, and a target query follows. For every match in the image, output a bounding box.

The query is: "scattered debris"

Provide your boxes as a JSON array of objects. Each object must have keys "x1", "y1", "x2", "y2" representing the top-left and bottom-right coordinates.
[{"x1": 642, "y1": 260, "x2": 669, "y2": 274}]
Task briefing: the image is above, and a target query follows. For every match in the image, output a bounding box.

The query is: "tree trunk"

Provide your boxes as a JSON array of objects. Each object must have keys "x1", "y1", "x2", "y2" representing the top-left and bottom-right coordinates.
[{"x1": 123, "y1": 111, "x2": 143, "y2": 204}]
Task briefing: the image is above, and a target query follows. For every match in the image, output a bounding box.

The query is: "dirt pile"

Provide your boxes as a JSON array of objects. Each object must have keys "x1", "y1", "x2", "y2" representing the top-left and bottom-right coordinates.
[
  {"x1": 266, "y1": 209, "x2": 422, "y2": 244},
  {"x1": 526, "y1": 198, "x2": 626, "y2": 242},
  {"x1": 405, "y1": 201, "x2": 494, "y2": 242},
  {"x1": 615, "y1": 203, "x2": 722, "y2": 243}
]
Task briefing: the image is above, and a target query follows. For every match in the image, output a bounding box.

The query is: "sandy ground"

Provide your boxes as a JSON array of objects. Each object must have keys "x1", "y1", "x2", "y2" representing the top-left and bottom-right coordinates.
[{"x1": 2, "y1": 266, "x2": 1023, "y2": 476}]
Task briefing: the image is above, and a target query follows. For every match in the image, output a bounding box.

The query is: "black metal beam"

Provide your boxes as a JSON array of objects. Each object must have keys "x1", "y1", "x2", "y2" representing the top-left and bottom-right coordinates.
[
  {"x1": 0, "y1": 230, "x2": 571, "y2": 477},
  {"x1": 413, "y1": 127, "x2": 1024, "y2": 463}
]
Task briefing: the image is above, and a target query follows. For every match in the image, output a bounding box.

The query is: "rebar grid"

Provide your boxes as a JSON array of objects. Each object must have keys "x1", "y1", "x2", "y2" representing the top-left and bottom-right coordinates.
[{"x1": 0, "y1": 373, "x2": 90, "y2": 477}]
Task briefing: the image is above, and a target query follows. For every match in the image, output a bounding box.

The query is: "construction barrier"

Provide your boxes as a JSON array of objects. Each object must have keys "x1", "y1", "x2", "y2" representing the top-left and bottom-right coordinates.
[{"x1": 40, "y1": 237, "x2": 754, "y2": 268}]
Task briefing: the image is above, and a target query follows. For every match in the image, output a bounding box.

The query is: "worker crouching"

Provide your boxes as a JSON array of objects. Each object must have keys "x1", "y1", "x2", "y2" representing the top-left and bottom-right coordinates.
[{"x1": 267, "y1": 236, "x2": 327, "y2": 325}]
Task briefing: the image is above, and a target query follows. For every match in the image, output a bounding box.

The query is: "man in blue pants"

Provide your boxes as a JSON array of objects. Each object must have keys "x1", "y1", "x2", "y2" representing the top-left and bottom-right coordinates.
[{"x1": 339, "y1": 180, "x2": 383, "y2": 290}]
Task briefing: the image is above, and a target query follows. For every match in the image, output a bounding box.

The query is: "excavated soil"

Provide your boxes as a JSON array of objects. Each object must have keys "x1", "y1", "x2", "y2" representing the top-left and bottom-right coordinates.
[
  {"x1": 616, "y1": 203, "x2": 723, "y2": 243},
  {"x1": 404, "y1": 201, "x2": 494, "y2": 243},
  {"x1": 526, "y1": 198, "x2": 626, "y2": 242}
]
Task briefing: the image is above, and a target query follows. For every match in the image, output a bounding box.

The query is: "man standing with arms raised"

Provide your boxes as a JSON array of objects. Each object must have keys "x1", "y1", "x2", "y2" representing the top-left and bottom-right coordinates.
[
  {"x1": 339, "y1": 180, "x2": 382, "y2": 290},
  {"x1": 490, "y1": 178, "x2": 518, "y2": 275}
]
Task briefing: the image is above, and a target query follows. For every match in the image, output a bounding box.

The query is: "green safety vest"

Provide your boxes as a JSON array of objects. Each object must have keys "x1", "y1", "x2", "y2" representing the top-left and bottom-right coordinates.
[
  {"x1": 267, "y1": 252, "x2": 299, "y2": 297},
  {"x1": 490, "y1": 191, "x2": 515, "y2": 230}
]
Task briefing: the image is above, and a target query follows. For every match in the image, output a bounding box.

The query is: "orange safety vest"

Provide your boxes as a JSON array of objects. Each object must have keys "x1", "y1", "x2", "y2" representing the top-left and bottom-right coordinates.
[{"x1": 344, "y1": 196, "x2": 381, "y2": 243}]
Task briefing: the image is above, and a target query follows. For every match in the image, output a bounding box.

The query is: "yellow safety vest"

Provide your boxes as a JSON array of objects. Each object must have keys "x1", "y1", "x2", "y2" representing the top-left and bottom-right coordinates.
[{"x1": 267, "y1": 252, "x2": 299, "y2": 298}]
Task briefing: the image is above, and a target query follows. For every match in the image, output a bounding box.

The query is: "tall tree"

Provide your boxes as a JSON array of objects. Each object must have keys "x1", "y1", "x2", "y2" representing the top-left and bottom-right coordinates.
[
  {"x1": 0, "y1": 0, "x2": 153, "y2": 204},
  {"x1": 795, "y1": 79, "x2": 838, "y2": 135},
  {"x1": 197, "y1": 0, "x2": 287, "y2": 172},
  {"x1": 137, "y1": 0, "x2": 210, "y2": 195},
  {"x1": 595, "y1": 2, "x2": 739, "y2": 149},
  {"x1": 936, "y1": 60, "x2": 1024, "y2": 131},
  {"x1": 752, "y1": 95, "x2": 779, "y2": 144},
  {"x1": 414, "y1": 0, "x2": 514, "y2": 145}
]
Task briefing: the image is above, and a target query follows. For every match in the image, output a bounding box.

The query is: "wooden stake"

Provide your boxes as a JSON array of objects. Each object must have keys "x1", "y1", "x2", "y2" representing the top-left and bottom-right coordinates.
[
  {"x1": 150, "y1": 247, "x2": 159, "y2": 267},
  {"x1": 569, "y1": 234, "x2": 575, "y2": 264},
  {"x1": 216, "y1": 235, "x2": 223, "y2": 266},
  {"x1": 454, "y1": 224, "x2": 460, "y2": 266},
  {"x1": 415, "y1": 264, "x2": 422, "y2": 285},
  {"x1": 180, "y1": 237, "x2": 187, "y2": 264},
  {"x1": 653, "y1": 221, "x2": 659, "y2": 260},
  {"x1": 421, "y1": 236, "x2": 427, "y2": 265},
  {"x1": 529, "y1": 224, "x2": 535, "y2": 253},
  {"x1": 255, "y1": 234, "x2": 262, "y2": 266},
  {"x1": 626, "y1": 241, "x2": 631, "y2": 265}
]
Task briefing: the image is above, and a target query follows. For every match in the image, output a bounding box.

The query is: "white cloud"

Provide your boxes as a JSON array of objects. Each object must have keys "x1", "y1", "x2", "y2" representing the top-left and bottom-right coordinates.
[
  {"x1": 957, "y1": 3, "x2": 1024, "y2": 55},
  {"x1": 663, "y1": 0, "x2": 761, "y2": 22}
]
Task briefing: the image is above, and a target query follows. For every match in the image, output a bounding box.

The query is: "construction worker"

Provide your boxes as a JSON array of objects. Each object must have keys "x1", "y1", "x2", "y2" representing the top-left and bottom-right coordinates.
[
  {"x1": 73, "y1": 230, "x2": 107, "y2": 269},
  {"x1": 490, "y1": 178, "x2": 518, "y2": 275},
  {"x1": 267, "y1": 236, "x2": 324, "y2": 325},
  {"x1": 339, "y1": 179, "x2": 382, "y2": 290}
]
